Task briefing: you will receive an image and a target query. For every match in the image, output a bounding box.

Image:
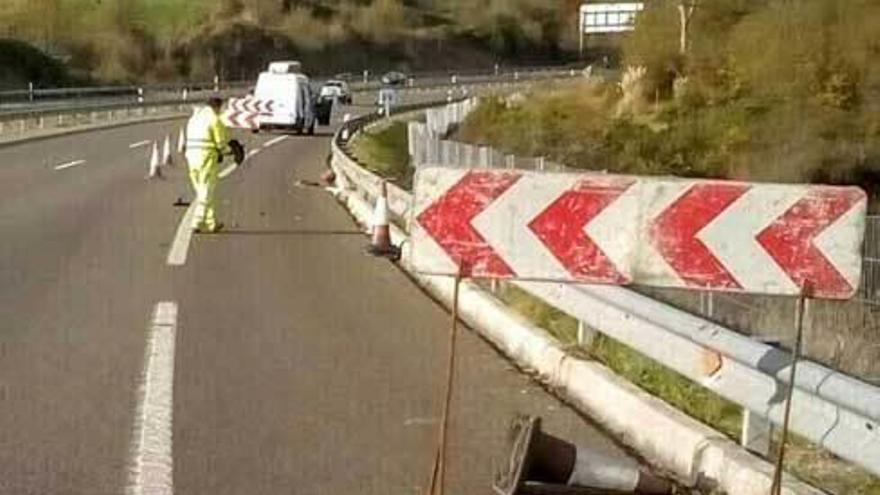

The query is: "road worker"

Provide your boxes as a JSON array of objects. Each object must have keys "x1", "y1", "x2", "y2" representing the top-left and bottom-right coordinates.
[{"x1": 185, "y1": 96, "x2": 229, "y2": 233}]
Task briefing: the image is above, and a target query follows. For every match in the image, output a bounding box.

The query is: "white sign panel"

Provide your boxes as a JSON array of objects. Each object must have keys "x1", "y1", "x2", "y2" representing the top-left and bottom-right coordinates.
[
  {"x1": 410, "y1": 167, "x2": 867, "y2": 300},
  {"x1": 580, "y1": 2, "x2": 644, "y2": 34}
]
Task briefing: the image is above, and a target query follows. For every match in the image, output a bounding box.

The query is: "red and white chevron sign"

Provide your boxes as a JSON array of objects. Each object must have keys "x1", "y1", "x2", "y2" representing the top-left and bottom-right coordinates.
[
  {"x1": 221, "y1": 96, "x2": 275, "y2": 129},
  {"x1": 410, "y1": 168, "x2": 868, "y2": 299}
]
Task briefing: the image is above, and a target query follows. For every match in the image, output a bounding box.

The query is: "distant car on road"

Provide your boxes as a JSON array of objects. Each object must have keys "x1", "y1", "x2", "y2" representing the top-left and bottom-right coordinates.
[
  {"x1": 381, "y1": 71, "x2": 407, "y2": 86},
  {"x1": 319, "y1": 80, "x2": 352, "y2": 105}
]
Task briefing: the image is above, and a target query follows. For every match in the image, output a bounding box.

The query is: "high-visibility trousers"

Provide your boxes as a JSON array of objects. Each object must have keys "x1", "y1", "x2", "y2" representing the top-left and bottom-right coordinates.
[{"x1": 186, "y1": 151, "x2": 219, "y2": 231}]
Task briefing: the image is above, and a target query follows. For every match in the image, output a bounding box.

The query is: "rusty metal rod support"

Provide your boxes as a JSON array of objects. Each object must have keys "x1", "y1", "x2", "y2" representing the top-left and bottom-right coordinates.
[
  {"x1": 428, "y1": 272, "x2": 463, "y2": 495},
  {"x1": 771, "y1": 286, "x2": 809, "y2": 495}
]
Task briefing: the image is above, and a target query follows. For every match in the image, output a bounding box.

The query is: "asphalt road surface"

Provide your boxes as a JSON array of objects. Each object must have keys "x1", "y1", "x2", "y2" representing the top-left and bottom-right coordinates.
[{"x1": 0, "y1": 95, "x2": 656, "y2": 495}]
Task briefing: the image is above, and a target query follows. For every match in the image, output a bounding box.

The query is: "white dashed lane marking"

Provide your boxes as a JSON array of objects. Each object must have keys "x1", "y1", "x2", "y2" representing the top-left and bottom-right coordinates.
[
  {"x1": 263, "y1": 135, "x2": 288, "y2": 148},
  {"x1": 129, "y1": 140, "x2": 152, "y2": 149},
  {"x1": 53, "y1": 160, "x2": 86, "y2": 171}
]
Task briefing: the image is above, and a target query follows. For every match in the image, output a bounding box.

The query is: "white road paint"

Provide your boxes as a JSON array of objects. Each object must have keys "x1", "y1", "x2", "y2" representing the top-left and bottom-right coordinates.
[
  {"x1": 404, "y1": 417, "x2": 437, "y2": 426},
  {"x1": 169, "y1": 148, "x2": 262, "y2": 265},
  {"x1": 53, "y1": 159, "x2": 86, "y2": 171},
  {"x1": 218, "y1": 163, "x2": 237, "y2": 180},
  {"x1": 127, "y1": 302, "x2": 177, "y2": 495},
  {"x1": 218, "y1": 149, "x2": 261, "y2": 179},
  {"x1": 263, "y1": 135, "x2": 288, "y2": 148},
  {"x1": 129, "y1": 140, "x2": 152, "y2": 149},
  {"x1": 166, "y1": 202, "x2": 197, "y2": 266},
  {"x1": 167, "y1": 136, "x2": 284, "y2": 265}
]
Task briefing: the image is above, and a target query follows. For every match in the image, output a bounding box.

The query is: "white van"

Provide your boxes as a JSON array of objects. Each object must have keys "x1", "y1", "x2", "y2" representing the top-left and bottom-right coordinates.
[{"x1": 254, "y1": 62, "x2": 329, "y2": 134}]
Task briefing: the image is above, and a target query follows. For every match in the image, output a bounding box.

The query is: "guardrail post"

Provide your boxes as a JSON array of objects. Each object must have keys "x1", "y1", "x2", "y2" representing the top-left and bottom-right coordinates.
[
  {"x1": 699, "y1": 291, "x2": 715, "y2": 318},
  {"x1": 479, "y1": 146, "x2": 491, "y2": 168},
  {"x1": 536, "y1": 156, "x2": 545, "y2": 171},
  {"x1": 38, "y1": 116, "x2": 44, "y2": 129},
  {"x1": 137, "y1": 87, "x2": 144, "y2": 104},
  {"x1": 213, "y1": 75, "x2": 220, "y2": 92},
  {"x1": 363, "y1": 70, "x2": 369, "y2": 84},
  {"x1": 506, "y1": 154, "x2": 515, "y2": 169},
  {"x1": 28, "y1": 82, "x2": 34, "y2": 102},
  {"x1": 741, "y1": 410, "x2": 772, "y2": 457},
  {"x1": 577, "y1": 320, "x2": 597, "y2": 347},
  {"x1": 182, "y1": 88, "x2": 189, "y2": 101}
]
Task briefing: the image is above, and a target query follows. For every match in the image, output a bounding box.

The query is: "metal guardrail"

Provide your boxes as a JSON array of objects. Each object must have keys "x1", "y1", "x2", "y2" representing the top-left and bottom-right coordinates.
[
  {"x1": 0, "y1": 65, "x2": 582, "y2": 120},
  {"x1": 331, "y1": 99, "x2": 880, "y2": 478}
]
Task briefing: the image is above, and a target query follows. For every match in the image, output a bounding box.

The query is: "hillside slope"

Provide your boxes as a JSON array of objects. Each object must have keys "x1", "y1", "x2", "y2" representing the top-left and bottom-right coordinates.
[{"x1": 0, "y1": 0, "x2": 585, "y2": 85}]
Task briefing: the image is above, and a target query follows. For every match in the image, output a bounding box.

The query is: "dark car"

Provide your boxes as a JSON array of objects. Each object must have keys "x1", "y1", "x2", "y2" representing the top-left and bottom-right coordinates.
[{"x1": 381, "y1": 71, "x2": 407, "y2": 86}]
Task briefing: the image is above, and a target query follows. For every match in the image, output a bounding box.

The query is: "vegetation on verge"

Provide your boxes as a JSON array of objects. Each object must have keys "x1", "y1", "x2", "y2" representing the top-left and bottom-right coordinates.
[
  {"x1": 459, "y1": 0, "x2": 880, "y2": 205},
  {"x1": 350, "y1": 120, "x2": 413, "y2": 188},
  {"x1": 0, "y1": 0, "x2": 587, "y2": 86}
]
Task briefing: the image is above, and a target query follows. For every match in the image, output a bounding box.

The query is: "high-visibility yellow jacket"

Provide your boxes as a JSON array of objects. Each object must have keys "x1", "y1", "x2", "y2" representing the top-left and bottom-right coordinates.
[{"x1": 185, "y1": 106, "x2": 230, "y2": 168}]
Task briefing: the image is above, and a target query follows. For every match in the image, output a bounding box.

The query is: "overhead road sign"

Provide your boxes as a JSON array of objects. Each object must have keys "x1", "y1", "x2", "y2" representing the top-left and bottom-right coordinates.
[
  {"x1": 580, "y1": 2, "x2": 644, "y2": 34},
  {"x1": 410, "y1": 168, "x2": 867, "y2": 300}
]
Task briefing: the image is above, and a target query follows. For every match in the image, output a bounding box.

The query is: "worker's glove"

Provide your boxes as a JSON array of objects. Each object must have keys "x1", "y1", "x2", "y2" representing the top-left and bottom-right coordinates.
[{"x1": 228, "y1": 139, "x2": 246, "y2": 165}]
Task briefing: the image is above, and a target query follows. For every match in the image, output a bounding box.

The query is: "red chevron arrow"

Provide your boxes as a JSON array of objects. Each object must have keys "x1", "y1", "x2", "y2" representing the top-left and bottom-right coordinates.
[
  {"x1": 528, "y1": 176, "x2": 634, "y2": 283},
  {"x1": 651, "y1": 183, "x2": 750, "y2": 289},
  {"x1": 757, "y1": 187, "x2": 865, "y2": 298},
  {"x1": 416, "y1": 171, "x2": 521, "y2": 276}
]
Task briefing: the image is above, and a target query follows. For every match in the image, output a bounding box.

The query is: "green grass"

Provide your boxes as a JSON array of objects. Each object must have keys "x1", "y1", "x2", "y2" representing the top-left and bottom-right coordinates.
[
  {"x1": 350, "y1": 121, "x2": 413, "y2": 188},
  {"x1": 497, "y1": 285, "x2": 743, "y2": 439}
]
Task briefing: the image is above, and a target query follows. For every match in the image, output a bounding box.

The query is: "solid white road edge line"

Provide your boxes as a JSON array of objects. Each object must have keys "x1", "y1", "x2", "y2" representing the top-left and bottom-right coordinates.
[
  {"x1": 263, "y1": 135, "x2": 288, "y2": 148},
  {"x1": 129, "y1": 140, "x2": 152, "y2": 149},
  {"x1": 171, "y1": 148, "x2": 261, "y2": 265},
  {"x1": 126, "y1": 302, "x2": 177, "y2": 495},
  {"x1": 166, "y1": 202, "x2": 197, "y2": 266},
  {"x1": 54, "y1": 159, "x2": 86, "y2": 171}
]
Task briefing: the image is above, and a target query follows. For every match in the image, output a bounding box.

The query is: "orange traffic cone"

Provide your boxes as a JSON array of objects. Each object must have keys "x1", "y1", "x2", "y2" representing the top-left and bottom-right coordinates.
[
  {"x1": 494, "y1": 416, "x2": 672, "y2": 495},
  {"x1": 367, "y1": 181, "x2": 400, "y2": 260}
]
